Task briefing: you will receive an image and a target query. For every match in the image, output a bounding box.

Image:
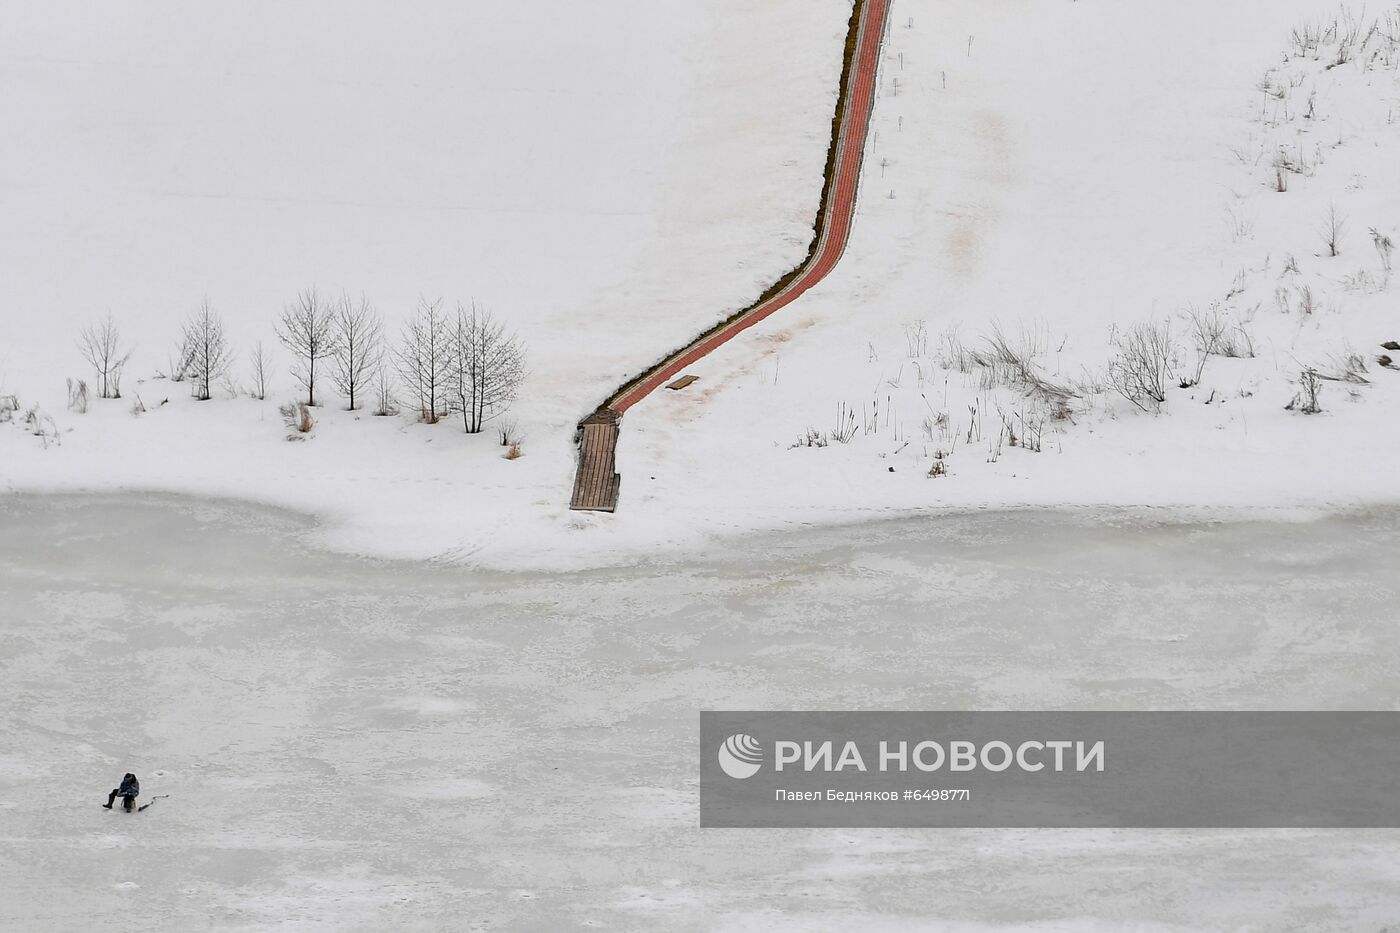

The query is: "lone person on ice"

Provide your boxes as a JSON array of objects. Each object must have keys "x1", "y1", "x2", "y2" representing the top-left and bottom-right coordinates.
[{"x1": 104, "y1": 773, "x2": 140, "y2": 811}]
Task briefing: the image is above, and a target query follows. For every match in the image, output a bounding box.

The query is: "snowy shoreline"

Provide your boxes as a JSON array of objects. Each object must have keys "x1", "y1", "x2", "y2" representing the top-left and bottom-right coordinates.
[{"x1": 2, "y1": 486, "x2": 1393, "y2": 573}]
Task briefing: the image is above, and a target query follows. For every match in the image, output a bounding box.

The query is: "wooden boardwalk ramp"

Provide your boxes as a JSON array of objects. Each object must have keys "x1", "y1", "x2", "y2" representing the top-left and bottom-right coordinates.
[
  {"x1": 569, "y1": 0, "x2": 891, "y2": 513},
  {"x1": 570, "y1": 409, "x2": 622, "y2": 512}
]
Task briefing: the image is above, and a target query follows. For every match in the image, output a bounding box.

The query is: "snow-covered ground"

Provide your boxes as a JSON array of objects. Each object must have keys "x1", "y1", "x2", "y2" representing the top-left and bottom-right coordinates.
[
  {"x1": 0, "y1": 0, "x2": 850, "y2": 566},
  {"x1": 5, "y1": 496, "x2": 1400, "y2": 931},
  {"x1": 3, "y1": 1, "x2": 1396, "y2": 567},
  {"x1": 625, "y1": 0, "x2": 1400, "y2": 554}
]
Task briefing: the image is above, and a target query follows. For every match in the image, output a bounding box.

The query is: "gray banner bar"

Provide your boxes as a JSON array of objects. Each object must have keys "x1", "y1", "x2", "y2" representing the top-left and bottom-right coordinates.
[{"x1": 700, "y1": 712, "x2": 1400, "y2": 827}]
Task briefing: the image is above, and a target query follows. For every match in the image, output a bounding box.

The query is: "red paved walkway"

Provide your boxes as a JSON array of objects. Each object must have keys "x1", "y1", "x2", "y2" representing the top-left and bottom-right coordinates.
[{"x1": 571, "y1": 0, "x2": 891, "y2": 511}]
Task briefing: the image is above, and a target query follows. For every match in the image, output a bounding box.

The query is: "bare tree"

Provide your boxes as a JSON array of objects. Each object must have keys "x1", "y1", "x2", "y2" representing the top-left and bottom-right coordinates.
[
  {"x1": 181, "y1": 300, "x2": 232, "y2": 401},
  {"x1": 1320, "y1": 204, "x2": 1346, "y2": 257},
  {"x1": 1186, "y1": 305, "x2": 1226, "y2": 386},
  {"x1": 248, "y1": 341, "x2": 273, "y2": 401},
  {"x1": 331, "y1": 294, "x2": 384, "y2": 411},
  {"x1": 394, "y1": 297, "x2": 452, "y2": 423},
  {"x1": 373, "y1": 368, "x2": 398, "y2": 416},
  {"x1": 1108, "y1": 321, "x2": 1175, "y2": 413},
  {"x1": 1372, "y1": 226, "x2": 1394, "y2": 284},
  {"x1": 77, "y1": 314, "x2": 133, "y2": 399},
  {"x1": 276, "y1": 289, "x2": 338, "y2": 406},
  {"x1": 449, "y1": 303, "x2": 526, "y2": 434}
]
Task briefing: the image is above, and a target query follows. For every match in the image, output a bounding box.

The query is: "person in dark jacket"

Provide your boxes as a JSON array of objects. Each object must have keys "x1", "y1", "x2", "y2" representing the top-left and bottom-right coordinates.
[{"x1": 104, "y1": 773, "x2": 140, "y2": 811}]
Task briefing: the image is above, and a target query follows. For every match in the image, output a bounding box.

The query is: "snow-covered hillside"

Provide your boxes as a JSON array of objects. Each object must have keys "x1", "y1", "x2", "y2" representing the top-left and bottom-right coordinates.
[
  {"x1": 3, "y1": 0, "x2": 1398, "y2": 567},
  {"x1": 626, "y1": 0, "x2": 1400, "y2": 550}
]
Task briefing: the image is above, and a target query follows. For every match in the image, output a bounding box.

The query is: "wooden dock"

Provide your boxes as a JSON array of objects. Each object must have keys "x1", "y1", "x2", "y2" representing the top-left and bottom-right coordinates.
[
  {"x1": 569, "y1": 0, "x2": 891, "y2": 512},
  {"x1": 569, "y1": 408, "x2": 622, "y2": 512}
]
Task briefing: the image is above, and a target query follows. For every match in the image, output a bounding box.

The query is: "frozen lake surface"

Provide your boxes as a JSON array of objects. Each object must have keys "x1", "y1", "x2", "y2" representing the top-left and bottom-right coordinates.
[{"x1": 3, "y1": 496, "x2": 1400, "y2": 930}]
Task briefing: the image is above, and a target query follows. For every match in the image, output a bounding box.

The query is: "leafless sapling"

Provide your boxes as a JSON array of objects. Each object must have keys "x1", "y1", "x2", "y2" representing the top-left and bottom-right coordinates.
[
  {"x1": 394, "y1": 297, "x2": 453, "y2": 423},
  {"x1": 248, "y1": 341, "x2": 273, "y2": 400},
  {"x1": 77, "y1": 314, "x2": 133, "y2": 399},
  {"x1": 330, "y1": 294, "x2": 384, "y2": 411},
  {"x1": 1320, "y1": 204, "x2": 1347, "y2": 257},
  {"x1": 276, "y1": 289, "x2": 338, "y2": 406},
  {"x1": 182, "y1": 300, "x2": 232, "y2": 401},
  {"x1": 373, "y1": 369, "x2": 398, "y2": 417},
  {"x1": 1371, "y1": 227, "x2": 1394, "y2": 283},
  {"x1": 449, "y1": 304, "x2": 526, "y2": 434},
  {"x1": 903, "y1": 320, "x2": 928, "y2": 358},
  {"x1": 1186, "y1": 305, "x2": 1229, "y2": 385}
]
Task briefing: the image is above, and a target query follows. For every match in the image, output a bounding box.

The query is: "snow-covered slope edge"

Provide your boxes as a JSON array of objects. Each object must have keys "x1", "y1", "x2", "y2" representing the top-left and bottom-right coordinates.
[{"x1": 4, "y1": 0, "x2": 1399, "y2": 569}]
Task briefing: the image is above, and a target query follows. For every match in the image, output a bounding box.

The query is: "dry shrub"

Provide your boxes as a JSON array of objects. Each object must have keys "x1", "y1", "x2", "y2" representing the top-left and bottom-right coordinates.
[
  {"x1": 1285, "y1": 368, "x2": 1324, "y2": 414},
  {"x1": 23, "y1": 405, "x2": 60, "y2": 447},
  {"x1": 66, "y1": 378, "x2": 89, "y2": 414},
  {"x1": 1108, "y1": 320, "x2": 1176, "y2": 412},
  {"x1": 280, "y1": 400, "x2": 314, "y2": 439},
  {"x1": 1319, "y1": 350, "x2": 1370, "y2": 384}
]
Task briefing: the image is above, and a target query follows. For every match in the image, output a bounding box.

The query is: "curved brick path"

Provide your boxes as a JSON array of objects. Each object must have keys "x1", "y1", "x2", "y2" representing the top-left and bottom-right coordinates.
[{"x1": 571, "y1": 0, "x2": 892, "y2": 511}]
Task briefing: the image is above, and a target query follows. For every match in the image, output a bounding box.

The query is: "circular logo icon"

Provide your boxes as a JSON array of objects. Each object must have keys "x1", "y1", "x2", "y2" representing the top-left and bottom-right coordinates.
[{"x1": 718, "y1": 733, "x2": 763, "y2": 779}]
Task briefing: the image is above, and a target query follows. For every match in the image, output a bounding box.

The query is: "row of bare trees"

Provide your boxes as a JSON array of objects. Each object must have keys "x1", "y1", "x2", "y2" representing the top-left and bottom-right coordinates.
[
  {"x1": 76, "y1": 293, "x2": 526, "y2": 433},
  {"x1": 276, "y1": 290, "x2": 525, "y2": 432},
  {"x1": 391, "y1": 298, "x2": 525, "y2": 432}
]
